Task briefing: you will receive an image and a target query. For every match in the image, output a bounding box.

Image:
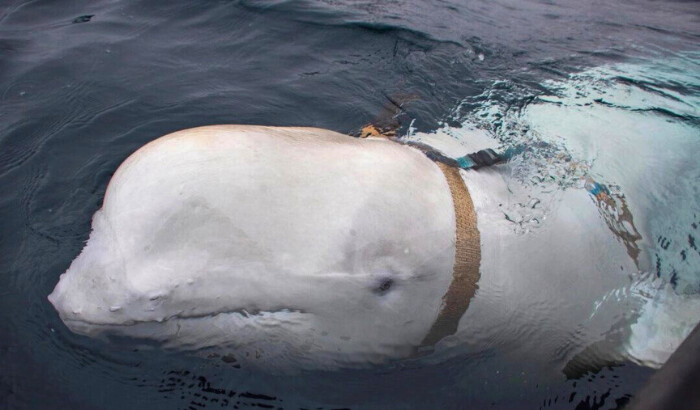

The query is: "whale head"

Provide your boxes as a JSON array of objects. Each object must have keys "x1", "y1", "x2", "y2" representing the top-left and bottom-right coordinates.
[{"x1": 48, "y1": 126, "x2": 458, "y2": 368}]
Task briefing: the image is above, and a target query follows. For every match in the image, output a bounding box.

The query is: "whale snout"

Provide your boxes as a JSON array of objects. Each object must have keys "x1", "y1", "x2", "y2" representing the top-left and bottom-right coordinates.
[
  {"x1": 48, "y1": 268, "x2": 125, "y2": 335},
  {"x1": 48, "y1": 220, "x2": 133, "y2": 334},
  {"x1": 48, "y1": 280, "x2": 102, "y2": 336},
  {"x1": 48, "y1": 274, "x2": 77, "y2": 320}
]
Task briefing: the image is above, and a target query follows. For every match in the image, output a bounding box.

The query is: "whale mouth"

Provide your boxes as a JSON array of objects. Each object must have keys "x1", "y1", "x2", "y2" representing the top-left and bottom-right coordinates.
[
  {"x1": 60, "y1": 307, "x2": 307, "y2": 327},
  {"x1": 58, "y1": 308, "x2": 313, "y2": 352}
]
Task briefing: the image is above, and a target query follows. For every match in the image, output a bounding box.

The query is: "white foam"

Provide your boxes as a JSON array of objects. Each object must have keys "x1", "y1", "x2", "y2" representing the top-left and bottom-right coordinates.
[{"x1": 428, "y1": 54, "x2": 700, "y2": 366}]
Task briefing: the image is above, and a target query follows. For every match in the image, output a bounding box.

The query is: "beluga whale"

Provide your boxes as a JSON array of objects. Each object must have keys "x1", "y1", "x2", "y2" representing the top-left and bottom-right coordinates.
[{"x1": 48, "y1": 124, "x2": 686, "y2": 371}]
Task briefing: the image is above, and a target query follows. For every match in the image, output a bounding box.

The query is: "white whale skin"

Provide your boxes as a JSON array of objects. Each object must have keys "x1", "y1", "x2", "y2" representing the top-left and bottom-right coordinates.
[{"x1": 48, "y1": 125, "x2": 457, "y2": 368}]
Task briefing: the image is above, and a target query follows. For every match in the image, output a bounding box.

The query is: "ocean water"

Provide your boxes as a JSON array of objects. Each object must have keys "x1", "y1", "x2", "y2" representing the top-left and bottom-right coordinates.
[{"x1": 1, "y1": 0, "x2": 699, "y2": 409}]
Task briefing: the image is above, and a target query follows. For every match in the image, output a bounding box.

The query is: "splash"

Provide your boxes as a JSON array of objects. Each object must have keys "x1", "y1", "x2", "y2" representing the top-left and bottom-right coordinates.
[
  {"x1": 407, "y1": 53, "x2": 700, "y2": 366},
  {"x1": 453, "y1": 53, "x2": 700, "y2": 291}
]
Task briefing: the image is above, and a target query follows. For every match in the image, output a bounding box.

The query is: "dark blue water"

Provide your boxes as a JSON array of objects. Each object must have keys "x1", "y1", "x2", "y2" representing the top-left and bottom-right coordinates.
[{"x1": 1, "y1": 0, "x2": 699, "y2": 409}]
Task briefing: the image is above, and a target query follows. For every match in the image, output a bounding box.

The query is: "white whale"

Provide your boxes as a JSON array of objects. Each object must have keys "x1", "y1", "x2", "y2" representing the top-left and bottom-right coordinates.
[
  {"x1": 47, "y1": 124, "x2": 686, "y2": 370},
  {"x1": 49, "y1": 125, "x2": 458, "y2": 367}
]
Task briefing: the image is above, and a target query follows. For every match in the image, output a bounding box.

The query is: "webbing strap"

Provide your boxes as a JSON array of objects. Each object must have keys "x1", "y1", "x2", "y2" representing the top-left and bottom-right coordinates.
[
  {"x1": 359, "y1": 130, "x2": 482, "y2": 348},
  {"x1": 420, "y1": 162, "x2": 481, "y2": 347}
]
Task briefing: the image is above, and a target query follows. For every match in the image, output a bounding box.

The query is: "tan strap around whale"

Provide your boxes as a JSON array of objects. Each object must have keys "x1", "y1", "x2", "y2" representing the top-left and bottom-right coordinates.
[
  {"x1": 419, "y1": 161, "x2": 481, "y2": 347},
  {"x1": 359, "y1": 127, "x2": 481, "y2": 348}
]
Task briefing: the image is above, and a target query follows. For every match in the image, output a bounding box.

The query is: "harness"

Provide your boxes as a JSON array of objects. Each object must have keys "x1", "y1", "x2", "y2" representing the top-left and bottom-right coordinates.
[
  {"x1": 421, "y1": 161, "x2": 481, "y2": 348},
  {"x1": 359, "y1": 129, "x2": 509, "y2": 350}
]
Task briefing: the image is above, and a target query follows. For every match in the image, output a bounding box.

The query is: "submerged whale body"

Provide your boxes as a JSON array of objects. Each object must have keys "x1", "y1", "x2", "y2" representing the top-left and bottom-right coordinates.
[{"x1": 48, "y1": 125, "x2": 683, "y2": 370}]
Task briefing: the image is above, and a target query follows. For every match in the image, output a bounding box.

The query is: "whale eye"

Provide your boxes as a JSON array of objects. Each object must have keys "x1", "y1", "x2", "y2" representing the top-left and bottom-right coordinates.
[{"x1": 374, "y1": 278, "x2": 394, "y2": 295}]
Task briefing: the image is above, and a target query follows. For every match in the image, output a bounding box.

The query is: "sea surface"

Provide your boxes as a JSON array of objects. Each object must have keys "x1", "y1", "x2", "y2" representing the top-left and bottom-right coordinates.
[{"x1": 1, "y1": 0, "x2": 699, "y2": 409}]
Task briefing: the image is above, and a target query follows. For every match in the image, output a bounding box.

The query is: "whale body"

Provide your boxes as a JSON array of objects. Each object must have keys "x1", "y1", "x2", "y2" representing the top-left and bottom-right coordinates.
[
  {"x1": 49, "y1": 125, "x2": 676, "y2": 370},
  {"x1": 49, "y1": 125, "x2": 459, "y2": 367}
]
